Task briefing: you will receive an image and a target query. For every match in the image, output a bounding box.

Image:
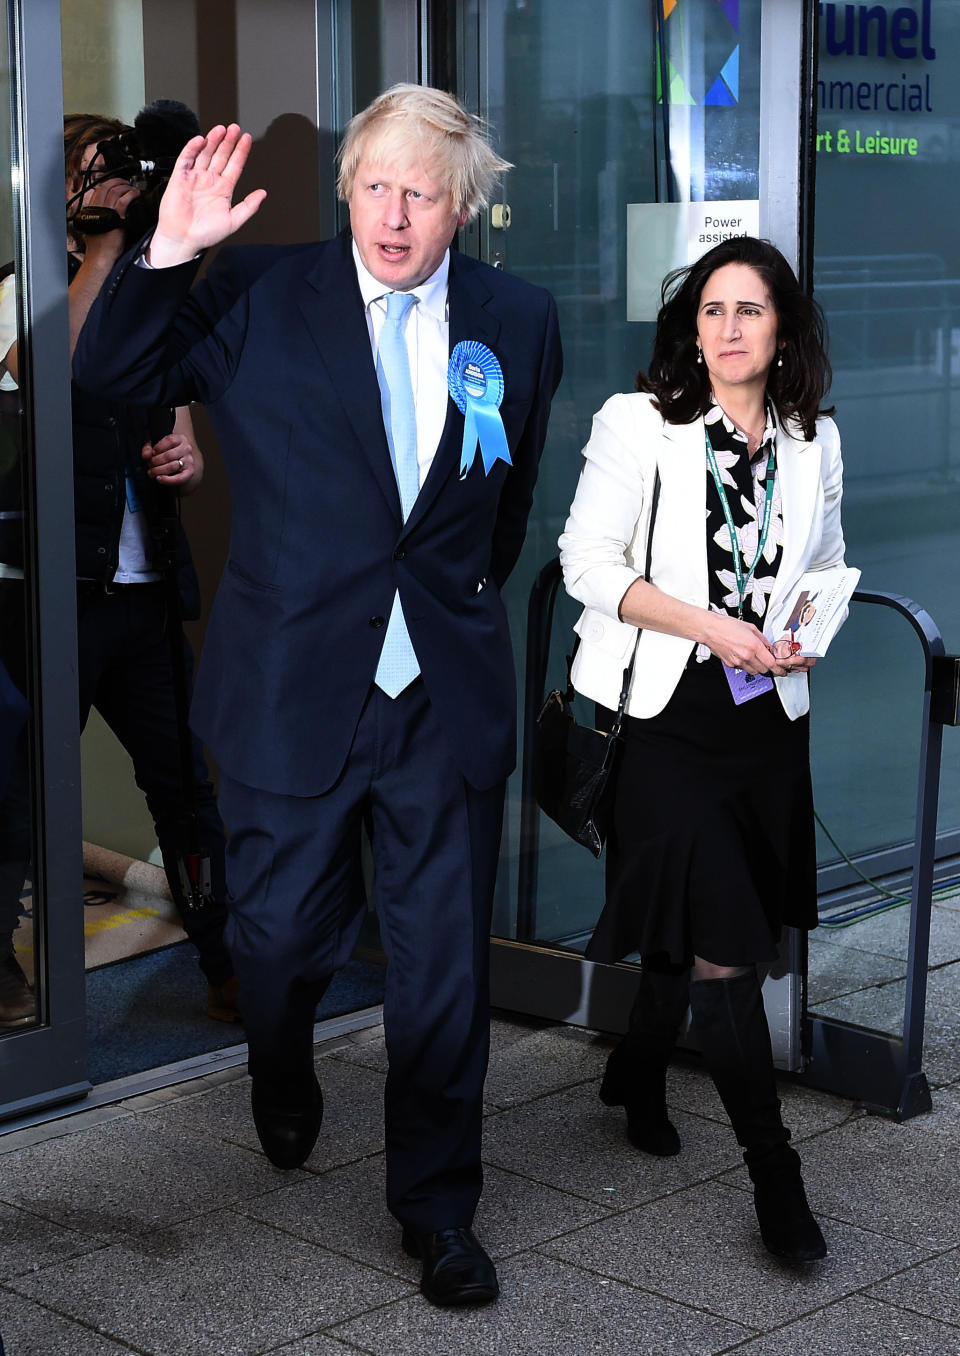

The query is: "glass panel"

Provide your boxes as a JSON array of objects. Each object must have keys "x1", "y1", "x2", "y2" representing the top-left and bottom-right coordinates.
[
  {"x1": 813, "y1": 2, "x2": 960, "y2": 849},
  {"x1": 61, "y1": 0, "x2": 145, "y2": 116},
  {"x1": 0, "y1": 13, "x2": 39, "y2": 1033},
  {"x1": 807, "y1": 603, "x2": 921, "y2": 1036},
  {"x1": 811, "y1": 1, "x2": 957, "y2": 1042},
  {"x1": 469, "y1": 0, "x2": 764, "y2": 945}
]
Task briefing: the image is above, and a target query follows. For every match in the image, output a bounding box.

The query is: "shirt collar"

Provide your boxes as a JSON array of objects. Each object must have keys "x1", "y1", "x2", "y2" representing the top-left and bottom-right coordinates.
[
  {"x1": 705, "y1": 398, "x2": 776, "y2": 460},
  {"x1": 352, "y1": 241, "x2": 450, "y2": 323}
]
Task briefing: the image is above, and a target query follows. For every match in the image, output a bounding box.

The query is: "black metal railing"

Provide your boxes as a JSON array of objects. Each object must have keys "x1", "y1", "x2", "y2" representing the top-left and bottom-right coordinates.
[{"x1": 519, "y1": 560, "x2": 958, "y2": 1119}]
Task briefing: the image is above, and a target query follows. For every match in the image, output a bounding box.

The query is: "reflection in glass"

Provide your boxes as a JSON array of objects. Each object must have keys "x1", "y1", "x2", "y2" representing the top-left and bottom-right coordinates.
[
  {"x1": 814, "y1": 6, "x2": 960, "y2": 845},
  {"x1": 479, "y1": 0, "x2": 761, "y2": 948},
  {"x1": 0, "y1": 23, "x2": 38, "y2": 1032},
  {"x1": 806, "y1": 606, "x2": 921, "y2": 1040},
  {"x1": 811, "y1": 4, "x2": 960, "y2": 1042}
]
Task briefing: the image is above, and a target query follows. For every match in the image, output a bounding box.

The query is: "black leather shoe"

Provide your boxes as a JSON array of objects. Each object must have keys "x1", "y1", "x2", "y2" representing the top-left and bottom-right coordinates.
[
  {"x1": 401, "y1": 1227, "x2": 499, "y2": 1306},
  {"x1": 251, "y1": 1074, "x2": 323, "y2": 1170}
]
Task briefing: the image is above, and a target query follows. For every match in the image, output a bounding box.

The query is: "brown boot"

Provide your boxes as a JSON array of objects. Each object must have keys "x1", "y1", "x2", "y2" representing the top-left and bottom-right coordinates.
[
  {"x1": 0, "y1": 946, "x2": 36, "y2": 1027},
  {"x1": 207, "y1": 975, "x2": 242, "y2": 1023}
]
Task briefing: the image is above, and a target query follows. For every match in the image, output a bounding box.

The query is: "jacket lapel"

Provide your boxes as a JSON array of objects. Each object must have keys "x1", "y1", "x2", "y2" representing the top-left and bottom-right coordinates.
[
  {"x1": 769, "y1": 423, "x2": 822, "y2": 619},
  {"x1": 401, "y1": 252, "x2": 502, "y2": 536},
  {"x1": 660, "y1": 417, "x2": 709, "y2": 588},
  {"x1": 297, "y1": 231, "x2": 402, "y2": 518}
]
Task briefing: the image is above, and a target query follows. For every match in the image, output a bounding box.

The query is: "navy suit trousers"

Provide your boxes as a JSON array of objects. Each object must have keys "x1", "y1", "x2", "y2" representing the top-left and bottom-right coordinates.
[{"x1": 219, "y1": 679, "x2": 505, "y2": 1233}]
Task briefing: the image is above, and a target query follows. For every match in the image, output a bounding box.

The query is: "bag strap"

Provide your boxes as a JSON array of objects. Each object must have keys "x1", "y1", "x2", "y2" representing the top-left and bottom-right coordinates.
[
  {"x1": 606, "y1": 465, "x2": 661, "y2": 739},
  {"x1": 555, "y1": 463, "x2": 662, "y2": 712}
]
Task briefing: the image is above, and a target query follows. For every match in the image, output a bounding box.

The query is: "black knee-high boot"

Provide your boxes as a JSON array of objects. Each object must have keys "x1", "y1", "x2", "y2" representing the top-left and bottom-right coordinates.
[
  {"x1": 599, "y1": 964, "x2": 690, "y2": 1156},
  {"x1": 688, "y1": 970, "x2": 827, "y2": 1262}
]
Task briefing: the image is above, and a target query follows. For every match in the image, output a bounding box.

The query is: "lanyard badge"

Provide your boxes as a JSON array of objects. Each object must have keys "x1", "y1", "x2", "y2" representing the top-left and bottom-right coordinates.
[{"x1": 705, "y1": 425, "x2": 777, "y2": 704}]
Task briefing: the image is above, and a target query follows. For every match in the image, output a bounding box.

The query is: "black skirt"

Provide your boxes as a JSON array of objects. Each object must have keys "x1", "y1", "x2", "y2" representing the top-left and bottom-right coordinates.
[{"x1": 585, "y1": 657, "x2": 817, "y2": 968}]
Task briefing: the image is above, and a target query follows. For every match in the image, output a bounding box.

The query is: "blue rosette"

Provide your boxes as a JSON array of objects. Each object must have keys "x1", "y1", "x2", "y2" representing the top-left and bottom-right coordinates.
[{"x1": 448, "y1": 340, "x2": 511, "y2": 478}]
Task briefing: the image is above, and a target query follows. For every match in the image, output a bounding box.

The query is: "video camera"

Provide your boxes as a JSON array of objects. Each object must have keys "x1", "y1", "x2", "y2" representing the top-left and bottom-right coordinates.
[{"x1": 69, "y1": 99, "x2": 201, "y2": 247}]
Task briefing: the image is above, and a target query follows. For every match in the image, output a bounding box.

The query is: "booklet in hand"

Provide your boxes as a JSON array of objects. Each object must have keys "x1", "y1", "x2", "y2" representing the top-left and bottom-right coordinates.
[{"x1": 771, "y1": 565, "x2": 861, "y2": 659}]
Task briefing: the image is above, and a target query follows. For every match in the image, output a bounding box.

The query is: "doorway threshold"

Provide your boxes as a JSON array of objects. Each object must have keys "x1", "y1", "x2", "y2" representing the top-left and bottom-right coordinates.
[{"x1": 0, "y1": 1004, "x2": 384, "y2": 1148}]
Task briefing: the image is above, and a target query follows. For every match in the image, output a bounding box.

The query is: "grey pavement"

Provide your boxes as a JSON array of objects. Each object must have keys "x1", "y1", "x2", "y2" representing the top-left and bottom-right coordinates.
[{"x1": 2, "y1": 983, "x2": 960, "y2": 1356}]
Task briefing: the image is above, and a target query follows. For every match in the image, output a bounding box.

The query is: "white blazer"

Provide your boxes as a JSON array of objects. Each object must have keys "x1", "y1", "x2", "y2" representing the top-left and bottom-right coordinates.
[{"x1": 558, "y1": 392, "x2": 846, "y2": 721}]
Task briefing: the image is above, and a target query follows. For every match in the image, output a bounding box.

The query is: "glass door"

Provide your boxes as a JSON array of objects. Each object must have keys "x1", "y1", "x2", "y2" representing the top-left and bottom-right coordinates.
[
  {"x1": 0, "y1": 0, "x2": 86, "y2": 1121},
  {"x1": 456, "y1": 0, "x2": 815, "y2": 1064}
]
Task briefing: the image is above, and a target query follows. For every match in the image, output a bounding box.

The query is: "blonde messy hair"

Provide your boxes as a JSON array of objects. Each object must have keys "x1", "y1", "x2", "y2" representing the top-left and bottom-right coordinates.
[{"x1": 336, "y1": 84, "x2": 511, "y2": 221}]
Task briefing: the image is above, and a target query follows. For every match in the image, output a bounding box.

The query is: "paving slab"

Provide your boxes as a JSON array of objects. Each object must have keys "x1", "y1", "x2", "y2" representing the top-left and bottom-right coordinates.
[
  {"x1": 242, "y1": 1156, "x2": 613, "y2": 1278},
  {"x1": 0, "y1": 1288, "x2": 138, "y2": 1355},
  {"x1": 542, "y1": 1179, "x2": 928, "y2": 1330},
  {"x1": 329, "y1": 1251, "x2": 751, "y2": 1355},
  {"x1": 815, "y1": 903, "x2": 960, "y2": 968},
  {"x1": 0, "y1": 1201, "x2": 103, "y2": 1283},
  {"x1": 812, "y1": 907, "x2": 910, "y2": 960},
  {"x1": 7, "y1": 1208, "x2": 411, "y2": 1356},
  {"x1": 329, "y1": 1032, "x2": 390, "y2": 1076},
  {"x1": 806, "y1": 935, "x2": 905, "y2": 1005},
  {"x1": 810, "y1": 982, "x2": 960, "y2": 1086},
  {"x1": 3, "y1": 1010, "x2": 960, "y2": 1355},
  {"x1": 483, "y1": 1082, "x2": 742, "y2": 1208},
  {"x1": 811, "y1": 980, "x2": 905, "y2": 1035},
  {"x1": 0, "y1": 1105, "x2": 136, "y2": 1157},
  {"x1": 329, "y1": 1019, "x2": 591, "y2": 1101},
  {"x1": 727, "y1": 1293, "x2": 960, "y2": 1355},
  {"x1": 267, "y1": 1337, "x2": 361, "y2": 1356},
  {"x1": 866, "y1": 1244, "x2": 960, "y2": 1326},
  {"x1": 917, "y1": 1004, "x2": 960, "y2": 1087},
  {"x1": 140, "y1": 1056, "x2": 387, "y2": 1174},
  {"x1": 908, "y1": 1080, "x2": 960, "y2": 1139},
  {"x1": 327, "y1": 1016, "x2": 603, "y2": 1117},
  {"x1": 0, "y1": 1114, "x2": 290, "y2": 1248},
  {"x1": 482, "y1": 1023, "x2": 609, "y2": 1109},
  {"x1": 665, "y1": 1062, "x2": 859, "y2": 1142},
  {"x1": 925, "y1": 960, "x2": 960, "y2": 1011}
]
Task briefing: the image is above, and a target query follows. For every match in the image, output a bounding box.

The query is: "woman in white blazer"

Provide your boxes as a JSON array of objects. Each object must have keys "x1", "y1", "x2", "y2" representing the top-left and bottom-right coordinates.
[{"x1": 559, "y1": 237, "x2": 848, "y2": 1264}]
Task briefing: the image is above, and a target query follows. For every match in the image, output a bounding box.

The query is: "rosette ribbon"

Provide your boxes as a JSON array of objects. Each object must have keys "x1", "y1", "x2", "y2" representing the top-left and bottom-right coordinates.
[{"x1": 448, "y1": 340, "x2": 511, "y2": 478}]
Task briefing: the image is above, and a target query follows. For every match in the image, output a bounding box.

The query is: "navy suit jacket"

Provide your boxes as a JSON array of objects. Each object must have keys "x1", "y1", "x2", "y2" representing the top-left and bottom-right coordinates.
[{"x1": 74, "y1": 230, "x2": 562, "y2": 796}]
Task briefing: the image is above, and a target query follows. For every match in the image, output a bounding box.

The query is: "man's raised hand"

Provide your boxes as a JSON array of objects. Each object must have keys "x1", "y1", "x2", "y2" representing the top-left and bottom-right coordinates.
[{"x1": 147, "y1": 124, "x2": 266, "y2": 268}]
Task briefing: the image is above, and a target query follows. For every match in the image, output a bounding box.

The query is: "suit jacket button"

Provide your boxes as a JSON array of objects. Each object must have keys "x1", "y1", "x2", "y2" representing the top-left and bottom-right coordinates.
[
  {"x1": 370, "y1": 615, "x2": 385, "y2": 628},
  {"x1": 394, "y1": 548, "x2": 406, "y2": 561}
]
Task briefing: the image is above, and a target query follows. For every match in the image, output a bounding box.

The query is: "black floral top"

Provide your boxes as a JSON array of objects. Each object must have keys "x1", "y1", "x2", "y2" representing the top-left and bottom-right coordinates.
[{"x1": 695, "y1": 402, "x2": 783, "y2": 661}]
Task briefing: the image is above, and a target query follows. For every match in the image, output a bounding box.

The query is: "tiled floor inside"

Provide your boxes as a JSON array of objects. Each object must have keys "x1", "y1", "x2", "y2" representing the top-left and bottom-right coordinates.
[{"x1": 3, "y1": 988, "x2": 960, "y2": 1355}]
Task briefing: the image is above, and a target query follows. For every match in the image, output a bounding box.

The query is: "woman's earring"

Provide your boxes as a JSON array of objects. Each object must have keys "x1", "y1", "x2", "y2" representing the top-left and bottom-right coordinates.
[
  {"x1": 777, "y1": 351, "x2": 784, "y2": 369},
  {"x1": 696, "y1": 346, "x2": 703, "y2": 365}
]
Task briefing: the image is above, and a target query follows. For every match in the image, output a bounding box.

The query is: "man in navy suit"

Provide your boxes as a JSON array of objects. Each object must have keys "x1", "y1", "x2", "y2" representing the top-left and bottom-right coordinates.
[{"x1": 74, "y1": 85, "x2": 562, "y2": 1305}]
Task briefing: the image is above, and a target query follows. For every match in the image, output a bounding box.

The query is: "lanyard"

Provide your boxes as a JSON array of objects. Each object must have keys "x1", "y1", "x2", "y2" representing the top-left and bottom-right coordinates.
[{"x1": 704, "y1": 424, "x2": 776, "y2": 621}]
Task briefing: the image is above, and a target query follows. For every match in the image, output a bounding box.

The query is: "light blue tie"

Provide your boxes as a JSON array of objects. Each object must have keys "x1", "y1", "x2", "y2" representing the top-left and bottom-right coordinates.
[{"x1": 374, "y1": 291, "x2": 421, "y2": 698}]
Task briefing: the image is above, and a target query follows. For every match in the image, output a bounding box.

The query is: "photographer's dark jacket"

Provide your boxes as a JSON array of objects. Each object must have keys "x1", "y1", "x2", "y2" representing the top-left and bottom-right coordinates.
[
  {"x1": 70, "y1": 384, "x2": 199, "y2": 616},
  {"x1": 0, "y1": 257, "x2": 199, "y2": 617}
]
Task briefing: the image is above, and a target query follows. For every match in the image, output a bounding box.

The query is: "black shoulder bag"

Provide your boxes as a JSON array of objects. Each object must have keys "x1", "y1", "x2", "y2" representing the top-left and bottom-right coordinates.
[{"x1": 533, "y1": 468, "x2": 661, "y2": 858}]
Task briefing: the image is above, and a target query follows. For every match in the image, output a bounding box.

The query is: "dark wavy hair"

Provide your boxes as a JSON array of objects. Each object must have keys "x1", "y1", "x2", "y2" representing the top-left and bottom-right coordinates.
[
  {"x1": 636, "y1": 236, "x2": 833, "y2": 442},
  {"x1": 63, "y1": 113, "x2": 129, "y2": 186}
]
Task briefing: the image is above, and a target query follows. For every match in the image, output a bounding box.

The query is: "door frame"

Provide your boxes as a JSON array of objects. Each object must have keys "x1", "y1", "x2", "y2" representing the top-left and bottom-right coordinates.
[{"x1": 0, "y1": 0, "x2": 86, "y2": 1123}]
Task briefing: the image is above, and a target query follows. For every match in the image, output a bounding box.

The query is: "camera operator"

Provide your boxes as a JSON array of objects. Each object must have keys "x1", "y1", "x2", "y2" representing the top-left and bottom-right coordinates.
[{"x1": 0, "y1": 112, "x2": 237, "y2": 1028}]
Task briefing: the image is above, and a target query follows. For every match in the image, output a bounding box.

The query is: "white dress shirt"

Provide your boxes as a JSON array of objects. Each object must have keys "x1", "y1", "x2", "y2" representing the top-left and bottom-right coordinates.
[{"x1": 352, "y1": 242, "x2": 450, "y2": 489}]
